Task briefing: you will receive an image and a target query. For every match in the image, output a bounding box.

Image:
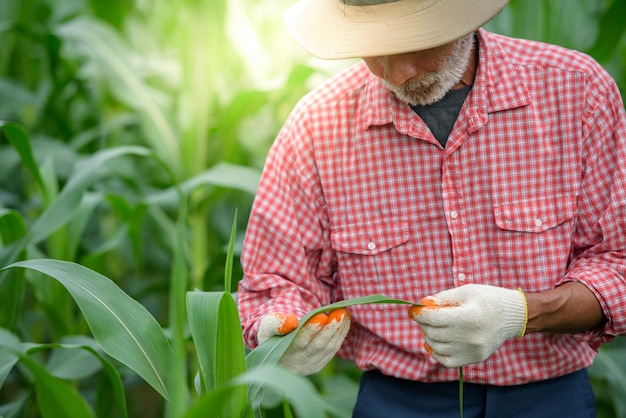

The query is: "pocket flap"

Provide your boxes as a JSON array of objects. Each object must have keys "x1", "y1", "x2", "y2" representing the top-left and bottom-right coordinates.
[
  {"x1": 494, "y1": 195, "x2": 577, "y2": 233},
  {"x1": 331, "y1": 220, "x2": 410, "y2": 255}
]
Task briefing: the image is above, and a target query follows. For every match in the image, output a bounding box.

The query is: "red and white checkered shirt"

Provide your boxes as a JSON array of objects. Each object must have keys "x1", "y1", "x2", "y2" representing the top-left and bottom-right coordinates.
[{"x1": 237, "y1": 29, "x2": 626, "y2": 385}]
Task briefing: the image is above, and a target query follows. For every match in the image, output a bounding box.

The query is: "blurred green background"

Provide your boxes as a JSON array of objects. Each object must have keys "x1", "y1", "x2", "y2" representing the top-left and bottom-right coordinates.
[{"x1": 0, "y1": 0, "x2": 625, "y2": 416}]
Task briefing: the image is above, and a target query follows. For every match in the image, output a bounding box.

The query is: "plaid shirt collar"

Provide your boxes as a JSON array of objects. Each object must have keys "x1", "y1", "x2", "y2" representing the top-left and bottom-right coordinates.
[{"x1": 362, "y1": 28, "x2": 532, "y2": 134}]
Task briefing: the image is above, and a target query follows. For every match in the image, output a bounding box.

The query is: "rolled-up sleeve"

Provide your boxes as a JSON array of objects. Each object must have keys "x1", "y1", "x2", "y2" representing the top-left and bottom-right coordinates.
[{"x1": 558, "y1": 79, "x2": 626, "y2": 342}]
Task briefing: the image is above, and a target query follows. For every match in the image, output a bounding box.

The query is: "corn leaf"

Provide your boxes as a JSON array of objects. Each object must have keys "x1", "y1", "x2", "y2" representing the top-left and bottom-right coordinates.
[
  {"x1": 0, "y1": 329, "x2": 21, "y2": 388},
  {"x1": 143, "y1": 163, "x2": 261, "y2": 209},
  {"x1": 183, "y1": 365, "x2": 326, "y2": 418},
  {"x1": 459, "y1": 367, "x2": 463, "y2": 418},
  {"x1": 165, "y1": 180, "x2": 190, "y2": 418},
  {"x1": 0, "y1": 347, "x2": 19, "y2": 390},
  {"x1": 246, "y1": 294, "x2": 419, "y2": 369},
  {"x1": 187, "y1": 290, "x2": 247, "y2": 416},
  {"x1": 587, "y1": 0, "x2": 626, "y2": 62},
  {"x1": 0, "y1": 209, "x2": 27, "y2": 332},
  {"x1": 21, "y1": 338, "x2": 129, "y2": 418},
  {"x1": 236, "y1": 366, "x2": 326, "y2": 418},
  {"x1": 0, "y1": 122, "x2": 47, "y2": 202},
  {"x1": 55, "y1": 17, "x2": 181, "y2": 172},
  {"x1": 1, "y1": 259, "x2": 171, "y2": 400},
  {"x1": 0, "y1": 334, "x2": 129, "y2": 417},
  {"x1": 182, "y1": 384, "x2": 247, "y2": 418},
  {"x1": 17, "y1": 354, "x2": 96, "y2": 418},
  {"x1": 0, "y1": 145, "x2": 152, "y2": 268},
  {"x1": 224, "y1": 209, "x2": 237, "y2": 293},
  {"x1": 245, "y1": 294, "x2": 420, "y2": 413},
  {"x1": 0, "y1": 208, "x2": 26, "y2": 246}
]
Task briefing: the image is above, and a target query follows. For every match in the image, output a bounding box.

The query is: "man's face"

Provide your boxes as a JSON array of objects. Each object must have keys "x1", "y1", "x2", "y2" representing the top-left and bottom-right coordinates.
[{"x1": 362, "y1": 34, "x2": 474, "y2": 106}]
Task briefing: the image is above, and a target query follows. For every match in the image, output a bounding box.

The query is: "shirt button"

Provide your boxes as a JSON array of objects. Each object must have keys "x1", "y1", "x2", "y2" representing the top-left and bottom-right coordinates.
[
  {"x1": 367, "y1": 242, "x2": 376, "y2": 251},
  {"x1": 458, "y1": 273, "x2": 466, "y2": 282},
  {"x1": 534, "y1": 218, "x2": 543, "y2": 227},
  {"x1": 450, "y1": 210, "x2": 458, "y2": 219}
]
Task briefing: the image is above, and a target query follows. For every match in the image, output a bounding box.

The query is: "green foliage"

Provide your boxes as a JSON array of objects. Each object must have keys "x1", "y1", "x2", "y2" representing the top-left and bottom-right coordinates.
[
  {"x1": 589, "y1": 336, "x2": 626, "y2": 418},
  {"x1": 486, "y1": 0, "x2": 626, "y2": 102},
  {"x1": 0, "y1": 0, "x2": 624, "y2": 417},
  {"x1": 5, "y1": 259, "x2": 171, "y2": 400},
  {"x1": 1, "y1": 254, "x2": 424, "y2": 417}
]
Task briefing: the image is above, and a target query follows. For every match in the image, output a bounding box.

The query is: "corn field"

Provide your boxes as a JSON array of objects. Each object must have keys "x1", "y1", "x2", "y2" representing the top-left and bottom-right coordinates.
[{"x1": 0, "y1": 0, "x2": 625, "y2": 417}]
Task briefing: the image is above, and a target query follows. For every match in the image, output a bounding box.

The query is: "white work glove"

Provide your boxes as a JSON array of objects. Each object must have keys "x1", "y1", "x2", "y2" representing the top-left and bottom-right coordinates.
[
  {"x1": 257, "y1": 309, "x2": 350, "y2": 376},
  {"x1": 408, "y1": 284, "x2": 528, "y2": 368}
]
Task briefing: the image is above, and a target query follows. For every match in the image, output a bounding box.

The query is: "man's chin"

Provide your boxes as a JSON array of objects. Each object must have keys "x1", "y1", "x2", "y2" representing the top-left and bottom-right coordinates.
[
  {"x1": 398, "y1": 89, "x2": 448, "y2": 106},
  {"x1": 383, "y1": 78, "x2": 454, "y2": 106}
]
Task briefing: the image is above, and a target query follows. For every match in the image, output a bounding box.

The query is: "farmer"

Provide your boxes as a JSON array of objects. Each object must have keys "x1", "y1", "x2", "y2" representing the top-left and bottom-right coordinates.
[{"x1": 237, "y1": 0, "x2": 626, "y2": 416}]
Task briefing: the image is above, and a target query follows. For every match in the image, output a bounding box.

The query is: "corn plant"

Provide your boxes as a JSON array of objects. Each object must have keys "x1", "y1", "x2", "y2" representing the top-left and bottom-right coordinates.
[
  {"x1": 0, "y1": 121, "x2": 423, "y2": 417},
  {"x1": 0, "y1": 121, "x2": 328, "y2": 417},
  {"x1": 0, "y1": 0, "x2": 625, "y2": 417}
]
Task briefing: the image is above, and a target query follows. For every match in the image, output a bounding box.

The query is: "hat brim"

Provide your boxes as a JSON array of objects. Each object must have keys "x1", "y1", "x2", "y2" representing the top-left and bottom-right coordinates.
[{"x1": 284, "y1": 0, "x2": 508, "y2": 60}]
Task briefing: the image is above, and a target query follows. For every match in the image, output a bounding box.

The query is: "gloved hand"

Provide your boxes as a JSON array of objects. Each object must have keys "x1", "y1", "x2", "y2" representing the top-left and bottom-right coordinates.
[
  {"x1": 257, "y1": 308, "x2": 350, "y2": 375},
  {"x1": 408, "y1": 284, "x2": 528, "y2": 368}
]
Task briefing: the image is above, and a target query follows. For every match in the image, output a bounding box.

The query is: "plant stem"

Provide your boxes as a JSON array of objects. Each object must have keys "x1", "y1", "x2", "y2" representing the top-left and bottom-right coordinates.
[{"x1": 459, "y1": 366, "x2": 464, "y2": 418}]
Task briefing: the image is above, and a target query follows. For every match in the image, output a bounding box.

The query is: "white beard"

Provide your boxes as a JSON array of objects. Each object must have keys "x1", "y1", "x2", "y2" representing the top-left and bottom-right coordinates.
[{"x1": 382, "y1": 34, "x2": 475, "y2": 106}]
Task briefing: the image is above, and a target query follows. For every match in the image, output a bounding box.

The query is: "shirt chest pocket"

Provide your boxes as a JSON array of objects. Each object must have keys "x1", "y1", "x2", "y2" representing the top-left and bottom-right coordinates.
[
  {"x1": 492, "y1": 195, "x2": 578, "y2": 282},
  {"x1": 493, "y1": 195, "x2": 577, "y2": 233},
  {"x1": 330, "y1": 220, "x2": 412, "y2": 296}
]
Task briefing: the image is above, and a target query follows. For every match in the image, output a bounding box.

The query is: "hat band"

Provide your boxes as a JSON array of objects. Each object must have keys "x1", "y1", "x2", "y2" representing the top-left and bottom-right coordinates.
[
  {"x1": 336, "y1": 0, "x2": 442, "y2": 23},
  {"x1": 342, "y1": 0, "x2": 398, "y2": 5}
]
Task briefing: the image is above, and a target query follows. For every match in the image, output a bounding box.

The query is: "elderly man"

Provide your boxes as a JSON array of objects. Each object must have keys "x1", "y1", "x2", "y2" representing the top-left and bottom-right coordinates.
[{"x1": 237, "y1": 0, "x2": 626, "y2": 416}]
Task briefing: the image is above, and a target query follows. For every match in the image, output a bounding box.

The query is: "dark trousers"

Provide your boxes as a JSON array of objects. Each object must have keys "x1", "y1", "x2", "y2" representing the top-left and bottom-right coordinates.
[{"x1": 352, "y1": 369, "x2": 597, "y2": 417}]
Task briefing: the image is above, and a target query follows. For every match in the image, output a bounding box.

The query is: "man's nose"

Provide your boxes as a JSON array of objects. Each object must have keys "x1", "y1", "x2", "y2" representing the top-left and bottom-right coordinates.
[{"x1": 385, "y1": 54, "x2": 422, "y2": 86}]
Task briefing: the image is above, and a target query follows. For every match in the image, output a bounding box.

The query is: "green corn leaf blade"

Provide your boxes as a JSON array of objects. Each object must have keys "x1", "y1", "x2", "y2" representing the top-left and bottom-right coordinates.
[
  {"x1": 0, "y1": 328, "x2": 22, "y2": 388},
  {"x1": 55, "y1": 17, "x2": 181, "y2": 171},
  {"x1": 0, "y1": 348, "x2": 19, "y2": 390},
  {"x1": 459, "y1": 367, "x2": 464, "y2": 418},
  {"x1": 35, "y1": 146, "x2": 154, "y2": 243},
  {"x1": 244, "y1": 296, "x2": 465, "y2": 418},
  {"x1": 245, "y1": 295, "x2": 420, "y2": 410},
  {"x1": 0, "y1": 208, "x2": 26, "y2": 246},
  {"x1": 143, "y1": 162, "x2": 261, "y2": 209},
  {"x1": 587, "y1": 0, "x2": 626, "y2": 62},
  {"x1": 81, "y1": 225, "x2": 129, "y2": 268},
  {"x1": 0, "y1": 122, "x2": 47, "y2": 201},
  {"x1": 183, "y1": 365, "x2": 325, "y2": 418},
  {"x1": 224, "y1": 209, "x2": 237, "y2": 293},
  {"x1": 182, "y1": 383, "x2": 249, "y2": 418},
  {"x1": 0, "y1": 328, "x2": 22, "y2": 350},
  {"x1": 246, "y1": 294, "x2": 419, "y2": 369},
  {"x1": 187, "y1": 290, "x2": 247, "y2": 416},
  {"x1": 0, "y1": 145, "x2": 152, "y2": 268},
  {"x1": 165, "y1": 185, "x2": 190, "y2": 418},
  {"x1": 1, "y1": 259, "x2": 171, "y2": 400},
  {"x1": 282, "y1": 397, "x2": 295, "y2": 418},
  {"x1": 591, "y1": 341, "x2": 626, "y2": 417},
  {"x1": 46, "y1": 343, "x2": 102, "y2": 380},
  {"x1": 0, "y1": 209, "x2": 27, "y2": 331},
  {"x1": 17, "y1": 354, "x2": 96, "y2": 418},
  {"x1": 65, "y1": 193, "x2": 102, "y2": 262},
  {"x1": 19, "y1": 337, "x2": 129, "y2": 418},
  {"x1": 0, "y1": 265, "x2": 25, "y2": 332},
  {"x1": 236, "y1": 365, "x2": 326, "y2": 418}
]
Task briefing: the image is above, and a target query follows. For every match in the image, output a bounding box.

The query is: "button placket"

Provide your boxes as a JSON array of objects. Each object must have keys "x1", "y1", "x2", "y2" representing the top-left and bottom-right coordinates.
[{"x1": 442, "y1": 156, "x2": 470, "y2": 287}]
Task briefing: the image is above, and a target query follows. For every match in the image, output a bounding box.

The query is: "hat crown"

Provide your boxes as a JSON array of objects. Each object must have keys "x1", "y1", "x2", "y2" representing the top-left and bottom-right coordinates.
[{"x1": 284, "y1": 0, "x2": 509, "y2": 60}]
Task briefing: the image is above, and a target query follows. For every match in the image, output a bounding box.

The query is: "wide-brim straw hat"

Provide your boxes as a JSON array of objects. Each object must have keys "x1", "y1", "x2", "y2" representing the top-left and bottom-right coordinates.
[{"x1": 284, "y1": 0, "x2": 509, "y2": 59}]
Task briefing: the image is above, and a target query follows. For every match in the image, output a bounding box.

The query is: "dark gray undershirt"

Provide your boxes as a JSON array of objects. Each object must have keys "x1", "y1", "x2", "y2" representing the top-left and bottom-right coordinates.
[{"x1": 410, "y1": 84, "x2": 472, "y2": 147}]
